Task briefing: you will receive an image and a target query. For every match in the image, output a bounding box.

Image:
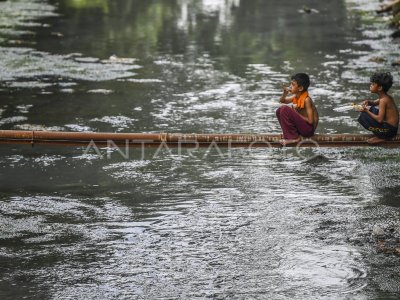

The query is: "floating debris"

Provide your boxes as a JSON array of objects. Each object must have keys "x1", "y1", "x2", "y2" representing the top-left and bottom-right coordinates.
[
  {"x1": 376, "y1": 238, "x2": 400, "y2": 256},
  {"x1": 392, "y1": 60, "x2": 400, "y2": 66},
  {"x1": 16, "y1": 104, "x2": 33, "y2": 114},
  {"x1": 74, "y1": 57, "x2": 100, "y2": 63},
  {"x1": 60, "y1": 88, "x2": 74, "y2": 93},
  {"x1": 58, "y1": 82, "x2": 78, "y2": 87},
  {"x1": 372, "y1": 225, "x2": 385, "y2": 237},
  {"x1": 125, "y1": 78, "x2": 163, "y2": 83},
  {"x1": 298, "y1": 6, "x2": 319, "y2": 14},
  {"x1": 87, "y1": 89, "x2": 113, "y2": 94},
  {"x1": 65, "y1": 53, "x2": 83, "y2": 59},
  {"x1": 369, "y1": 56, "x2": 386, "y2": 63},
  {"x1": 50, "y1": 32, "x2": 64, "y2": 37},
  {"x1": 102, "y1": 54, "x2": 138, "y2": 65}
]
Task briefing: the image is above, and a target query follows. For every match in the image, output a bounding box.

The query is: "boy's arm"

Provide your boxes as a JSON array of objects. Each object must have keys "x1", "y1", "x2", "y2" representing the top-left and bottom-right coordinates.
[
  {"x1": 279, "y1": 90, "x2": 294, "y2": 104},
  {"x1": 370, "y1": 99, "x2": 380, "y2": 106},
  {"x1": 363, "y1": 98, "x2": 386, "y2": 123},
  {"x1": 363, "y1": 99, "x2": 379, "y2": 106},
  {"x1": 303, "y1": 97, "x2": 314, "y2": 125}
]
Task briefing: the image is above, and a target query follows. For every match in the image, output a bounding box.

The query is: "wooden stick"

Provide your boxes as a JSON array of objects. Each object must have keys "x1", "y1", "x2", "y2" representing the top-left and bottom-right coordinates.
[{"x1": 0, "y1": 130, "x2": 400, "y2": 148}]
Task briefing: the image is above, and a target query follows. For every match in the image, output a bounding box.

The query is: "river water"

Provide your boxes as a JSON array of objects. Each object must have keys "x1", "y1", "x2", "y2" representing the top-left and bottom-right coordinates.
[{"x1": 0, "y1": 0, "x2": 400, "y2": 299}]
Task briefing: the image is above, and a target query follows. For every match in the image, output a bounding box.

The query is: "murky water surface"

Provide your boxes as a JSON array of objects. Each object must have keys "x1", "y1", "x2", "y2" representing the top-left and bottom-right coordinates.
[{"x1": 1, "y1": 0, "x2": 400, "y2": 299}]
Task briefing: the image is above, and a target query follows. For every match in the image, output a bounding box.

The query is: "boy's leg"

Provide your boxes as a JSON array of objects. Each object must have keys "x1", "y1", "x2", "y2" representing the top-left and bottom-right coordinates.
[
  {"x1": 276, "y1": 107, "x2": 284, "y2": 139},
  {"x1": 276, "y1": 106, "x2": 301, "y2": 140},
  {"x1": 358, "y1": 107, "x2": 396, "y2": 143},
  {"x1": 293, "y1": 116, "x2": 314, "y2": 138},
  {"x1": 277, "y1": 106, "x2": 314, "y2": 145},
  {"x1": 276, "y1": 107, "x2": 282, "y2": 125},
  {"x1": 281, "y1": 106, "x2": 314, "y2": 137},
  {"x1": 358, "y1": 107, "x2": 381, "y2": 131},
  {"x1": 368, "y1": 124, "x2": 398, "y2": 143}
]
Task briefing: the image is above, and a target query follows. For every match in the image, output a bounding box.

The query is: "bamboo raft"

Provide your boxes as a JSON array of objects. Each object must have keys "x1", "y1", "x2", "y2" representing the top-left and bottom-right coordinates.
[{"x1": 0, "y1": 130, "x2": 400, "y2": 148}]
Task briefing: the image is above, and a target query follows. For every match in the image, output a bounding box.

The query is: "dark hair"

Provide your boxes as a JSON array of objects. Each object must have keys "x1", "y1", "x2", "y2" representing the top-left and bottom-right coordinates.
[
  {"x1": 370, "y1": 72, "x2": 393, "y2": 93},
  {"x1": 291, "y1": 73, "x2": 310, "y2": 91}
]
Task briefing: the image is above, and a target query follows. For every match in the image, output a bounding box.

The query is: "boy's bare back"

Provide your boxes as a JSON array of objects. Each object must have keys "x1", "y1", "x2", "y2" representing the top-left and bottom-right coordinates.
[{"x1": 381, "y1": 95, "x2": 398, "y2": 127}]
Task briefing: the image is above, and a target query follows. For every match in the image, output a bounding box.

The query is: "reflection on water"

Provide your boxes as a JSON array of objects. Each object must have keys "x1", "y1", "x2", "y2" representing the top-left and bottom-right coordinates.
[
  {"x1": 0, "y1": 0, "x2": 400, "y2": 299},
  {"x1": 0, "y1": 0, "x2": 58, "y2": 37},
  {"x1": 177, "y1": 0, "x2": 241, "y2": 31}
]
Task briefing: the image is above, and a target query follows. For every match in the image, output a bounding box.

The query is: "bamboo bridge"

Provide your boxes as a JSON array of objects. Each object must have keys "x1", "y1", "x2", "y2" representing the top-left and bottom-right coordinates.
[{"x1": 0, "y1": 130, "x2": 400, "y2": 148}]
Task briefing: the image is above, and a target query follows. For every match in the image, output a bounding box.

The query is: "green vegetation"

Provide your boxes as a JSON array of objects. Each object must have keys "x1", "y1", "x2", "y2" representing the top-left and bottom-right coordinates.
[{"x1": 65, "y1": 0, "x2": 110, "y2": 12}]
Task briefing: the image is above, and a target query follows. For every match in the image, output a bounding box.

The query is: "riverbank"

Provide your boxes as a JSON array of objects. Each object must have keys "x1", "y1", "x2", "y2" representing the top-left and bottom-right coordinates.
[{"x1": 377, "y1": 0, "x2": 400, "y2": 65}]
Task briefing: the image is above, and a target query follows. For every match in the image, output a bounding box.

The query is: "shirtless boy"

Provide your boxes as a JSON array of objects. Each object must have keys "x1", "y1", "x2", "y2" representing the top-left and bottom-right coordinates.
[
  {"x1": 276, "y1": 73, "x2": 319, "y2": 145},
  {"x1": 358, "y1": 72, "x2": 399, "y2": 144}
]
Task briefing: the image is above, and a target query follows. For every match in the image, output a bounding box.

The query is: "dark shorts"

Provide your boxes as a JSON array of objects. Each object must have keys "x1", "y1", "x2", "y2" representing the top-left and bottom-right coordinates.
[{"x1": 358, "y1": 106, "x2": 398, "y2": 140}]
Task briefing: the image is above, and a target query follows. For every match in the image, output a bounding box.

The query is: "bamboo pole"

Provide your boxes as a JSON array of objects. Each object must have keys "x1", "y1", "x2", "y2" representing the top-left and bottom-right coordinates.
[{"x1": 0, "y1": 130, "x2": 400, "y2": 148}]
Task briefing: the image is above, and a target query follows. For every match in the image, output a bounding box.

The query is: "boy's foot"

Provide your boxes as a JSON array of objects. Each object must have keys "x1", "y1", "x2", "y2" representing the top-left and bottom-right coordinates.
[
  {"x1": 367, "y1": 136, "x2": 386, "y2": 144},
  {"x1": 280, "y1": 137, "x2": 301, "y2": 146}
]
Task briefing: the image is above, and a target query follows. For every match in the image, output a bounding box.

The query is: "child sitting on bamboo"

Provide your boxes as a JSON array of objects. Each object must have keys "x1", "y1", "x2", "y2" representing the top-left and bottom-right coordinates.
[
  {"x1": 358, "y1": 72, "x2": 399, "y2": 144},
  {"x1": 276, "y1": 73, "x2": 319, "y2": 145}
]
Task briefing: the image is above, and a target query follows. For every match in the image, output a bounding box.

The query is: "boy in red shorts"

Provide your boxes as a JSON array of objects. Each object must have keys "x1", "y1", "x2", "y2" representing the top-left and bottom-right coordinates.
[{"x1": 276, "y1": 73, "x2": 319, "y2": 145}]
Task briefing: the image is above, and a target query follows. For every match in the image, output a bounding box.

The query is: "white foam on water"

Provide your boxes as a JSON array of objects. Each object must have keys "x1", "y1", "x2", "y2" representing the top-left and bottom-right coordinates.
[
  {"x1": 14, "y1": 123, "x2": 65, "y2": 131},
  {"x1": 60, "y1": 88, "x2": 74, "y2": 93},
  {"x1": 87, "y1": 89, "x2": 113, "y2": 94},
  {"x1": 16, "y1": 104, "x2": 33, "y2": 114},
  {"x1": 0, "y1": 116, "x2": 28, "y2": 125},
  {"x1": 64, "y1": 124, "x2": 93, "y2": 132},
  {"x1": 90, "y1": 115, "x2": 137, "y2": 130},
  {"x1": 125, "y1": 78, "x2": 163, "y2": 83}
]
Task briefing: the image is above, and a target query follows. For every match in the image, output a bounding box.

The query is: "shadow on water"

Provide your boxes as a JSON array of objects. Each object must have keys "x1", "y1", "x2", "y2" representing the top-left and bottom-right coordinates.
[{"x1": 378, "y1": 187, "x2": 400, "y2": 207}]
